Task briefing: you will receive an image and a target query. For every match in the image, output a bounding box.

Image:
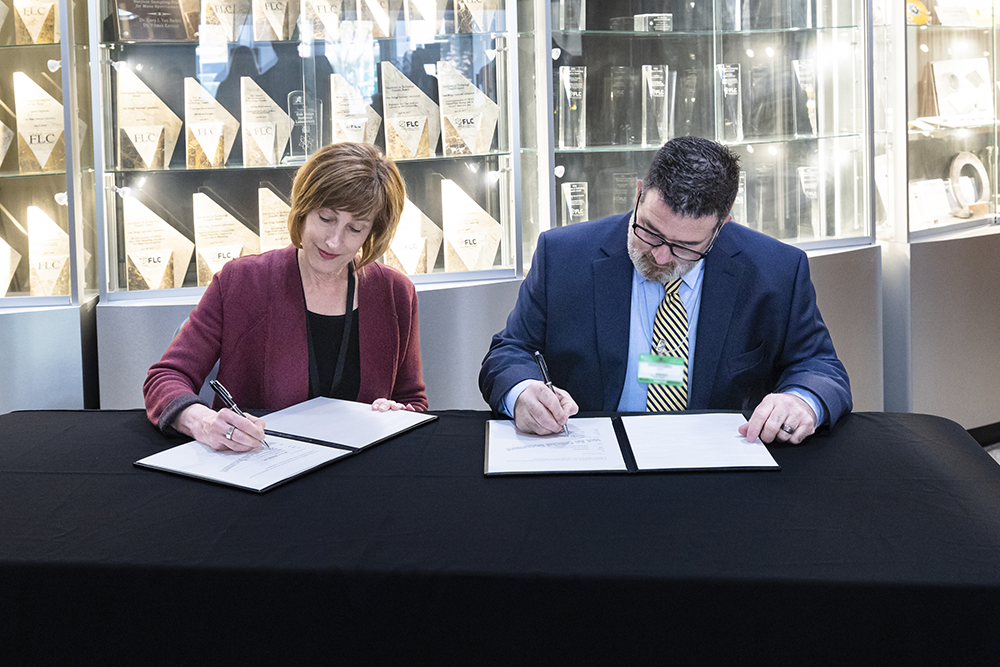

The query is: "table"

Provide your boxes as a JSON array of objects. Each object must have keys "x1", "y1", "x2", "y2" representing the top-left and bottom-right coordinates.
[{"x1": 3, "y1": 409, "x2": 1000, "y2": 665}]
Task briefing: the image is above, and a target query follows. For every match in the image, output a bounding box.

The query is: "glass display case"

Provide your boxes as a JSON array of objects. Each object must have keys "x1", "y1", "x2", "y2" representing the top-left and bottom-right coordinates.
[
  {"x1": 875, "y1": 0, "x2": 999, "y2": 241},
  {"x1": 527, "y1": 0, "x2": 870, "y2": 254},
  {"x1": 0, "y1": 0, "x2": 96, "y2": 302},
  {"x1": 94, "y1": 0, "x2": 519, "y2": 294}
]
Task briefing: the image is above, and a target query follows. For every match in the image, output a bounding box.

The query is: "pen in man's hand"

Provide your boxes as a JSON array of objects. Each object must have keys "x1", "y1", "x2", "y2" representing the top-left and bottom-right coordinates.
[
  {"x1": 208, "y1": 379, "x2": 271, "y2": 448},
  {"x1": 533, "y1": 351, "x2": 570, "y2": 436}
]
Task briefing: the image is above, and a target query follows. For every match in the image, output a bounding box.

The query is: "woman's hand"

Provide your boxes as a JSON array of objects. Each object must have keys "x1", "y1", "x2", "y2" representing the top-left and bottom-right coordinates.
[
  {"x1": 371, "y1": 398, "x2": 415, "y2": 412},
  {"x1": 174, "y1": 403, "x2": 267, "y2": 452}
]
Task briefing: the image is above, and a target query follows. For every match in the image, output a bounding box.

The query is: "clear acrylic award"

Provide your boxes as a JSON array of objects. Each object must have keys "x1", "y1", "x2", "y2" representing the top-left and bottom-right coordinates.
[
  {"x1": 641, "y1": 65, "x2": 674, "y2": 147},
  {"x1": 715, "y1": 63, "x2": 743, "y2": 143},
  {"x1": 558, "y1": 66, "x2": 587, "y2": 149},
  {"x1": 561, "y1": 182, "x2": 589, "y2": 225}
]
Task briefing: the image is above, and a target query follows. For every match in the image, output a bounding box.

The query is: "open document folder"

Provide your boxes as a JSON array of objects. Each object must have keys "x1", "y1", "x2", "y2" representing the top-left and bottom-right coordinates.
[
  {"x1": 485, "y1": 413, "x2": 779, "y2": 475},
  {"x1": 135, "y1": 398, "x2": 436, "y2": 492}
]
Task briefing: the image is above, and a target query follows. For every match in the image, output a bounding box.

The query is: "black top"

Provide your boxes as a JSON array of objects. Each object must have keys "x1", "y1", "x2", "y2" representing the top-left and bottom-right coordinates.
[{"x1": 307, "y1": 308, "x2": 361, "y2": 400}]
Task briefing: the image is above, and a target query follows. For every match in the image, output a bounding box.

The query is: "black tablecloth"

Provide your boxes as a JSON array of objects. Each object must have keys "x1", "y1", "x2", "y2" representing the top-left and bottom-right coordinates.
[{"x1": 3, "y1": 409, "x2": 1000, "y2": 665}]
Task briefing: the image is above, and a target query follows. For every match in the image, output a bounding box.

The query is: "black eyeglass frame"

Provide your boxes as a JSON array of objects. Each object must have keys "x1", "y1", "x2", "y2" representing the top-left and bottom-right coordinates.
[{"x1": 630, "y1": 194, "x2": 720, "y2": 262}]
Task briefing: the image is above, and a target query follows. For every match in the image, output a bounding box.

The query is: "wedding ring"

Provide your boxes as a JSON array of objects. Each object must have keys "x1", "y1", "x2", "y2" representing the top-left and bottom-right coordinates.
[
  {"x1": 780, "y1": 424, "x2": 795, "y2": 435},
  {"x1": 225, "y1": 425, "x2": 235, "y2": 440}
]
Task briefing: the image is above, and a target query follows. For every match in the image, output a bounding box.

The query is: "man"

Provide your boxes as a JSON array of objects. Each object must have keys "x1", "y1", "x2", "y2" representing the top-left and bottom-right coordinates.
[{"x1": 479, "y1": 136, "x2": 851, "y2": 443}]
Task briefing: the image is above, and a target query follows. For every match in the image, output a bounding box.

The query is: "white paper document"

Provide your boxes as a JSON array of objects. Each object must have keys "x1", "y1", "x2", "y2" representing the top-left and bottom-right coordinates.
[
  {"x1": 135, "y1": 435, "x2": 351, "y2": 493},
  {"x1": 136, "y1": 398, "x2": 436, "y2": 491},
  {"x1": 262, "y1": 397, "x2": 436, "y2": 449},
  {"x1": 621, "y1": 413, "x2": 779, "y2": 471},
  {"x1": 485, "y1": 418, "x2": 627, "y2": 475}
]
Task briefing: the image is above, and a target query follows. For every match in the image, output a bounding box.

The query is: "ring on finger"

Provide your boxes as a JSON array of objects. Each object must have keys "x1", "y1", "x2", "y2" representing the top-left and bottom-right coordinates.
[
  {"x1": 225, "y1": 425, "x2": 235, "y2": 440},
  {"x1": 780, "y1": 423, "x2": 795, "y2": 435}
]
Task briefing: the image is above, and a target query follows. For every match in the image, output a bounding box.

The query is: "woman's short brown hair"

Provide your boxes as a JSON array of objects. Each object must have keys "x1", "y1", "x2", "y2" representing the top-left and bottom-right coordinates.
[{"x1": 287, "y1": 142, "x2": 406, "y2": 270}]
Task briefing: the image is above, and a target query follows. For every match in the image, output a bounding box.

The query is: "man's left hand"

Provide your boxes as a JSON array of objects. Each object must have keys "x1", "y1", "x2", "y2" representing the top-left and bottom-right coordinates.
[{"x1": 739, "y1": 393, "x2": 817, "y2": 445}]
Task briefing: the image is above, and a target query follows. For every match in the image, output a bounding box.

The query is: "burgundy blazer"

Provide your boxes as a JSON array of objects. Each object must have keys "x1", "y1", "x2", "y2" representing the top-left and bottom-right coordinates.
[{"x1": 144, "y1": 246, "x2": 427, "y2": 431}]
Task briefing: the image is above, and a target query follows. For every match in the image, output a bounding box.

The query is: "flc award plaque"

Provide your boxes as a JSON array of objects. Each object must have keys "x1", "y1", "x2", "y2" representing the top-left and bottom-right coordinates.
[
  {"x1": 122, "y1": 196, "x2": 195, "y2": 290},
  {"x1": 113, "y1": 0, "x2": 190, "y2": 40},
  {"x1": 715, "y1": 63, "x2": 743, "y2": 143},
  {"x1": 437, "y1": 60, "x2": 499, "y2": 157},
  {"x1": 301, "y1": 0, "x2": 341, "y2": 41},
  {"x1": 13, "y1": 0, "x2": 58, "y2": 44},
  {"x1": 27, "y1": 205, "x2": 69, "y2": 296},
  {"x1": 240, "y1": 77, "x2": 291, "y2": 166},
  {"x1": 116, "y1": 66, "x2": 183, "y2": 170},
  {"x1": 441, "y1": 179, "x2": 501, "y2": 273},
  {"x1": 13, "y1": 71, "x2": 70, "y2": 173},
  {"x1": 201, "y1": 0, "x2": 250, "y2": 42},
  {"x1": 558, "y1": 66, "x2": 586, "y2": 149},
  {"x1": 258, "y1": 184, "x2": 291, "y2": 253},
  {"x1": 252, "y1": 0, "x2": 298, "y2": 40},
  {"x1": 380, "y1": 61, "x2": 440, "y2": 160},
  {"x1": 331, "y1": 73, "x2": 380, "y2": 144},
  {"x1": 0, "y1": 118, "x2": 15, "y2": 167},
  {"x1": 385, "y1": 198, "x2": 442, "y2": 274},
  {"x1": 641, "y1": 65, "x2": 672, "y2": 147},
  {"x1": 193, "y1": 190, "x2": 260, "y2": 285},
  {"x1": 560, "y1": 182, "x2": 588, "y2": 226},
  {"x1": 184, "y1": 77, "x2": 239, "y2": 169},
  {"x1": 356, "y1": 0, "x2": 390, "y2": 38}
]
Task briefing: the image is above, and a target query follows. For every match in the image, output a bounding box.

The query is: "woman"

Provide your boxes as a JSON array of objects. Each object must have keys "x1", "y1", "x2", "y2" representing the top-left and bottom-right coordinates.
[{"x1": 144, "y1": 142, "x2": 427, "y2": 452}]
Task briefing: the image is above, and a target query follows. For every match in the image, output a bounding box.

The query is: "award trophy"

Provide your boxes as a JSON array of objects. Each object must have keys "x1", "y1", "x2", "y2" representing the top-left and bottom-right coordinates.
[
  {"x1": 557, "y1": 0, "x2": 584, "y2": 30},
  {"x1": 13, "y1": 71, "x2": 71, "y2": 173},
  {"x1": 122, "y1": 195, "x2": 195, "y2": 290},
  {"x1": 797, "y1": 166, "x2": 820, "y2": 238},
  {"x1": 116, "y1": 66, "x2": 182, "y2": 170},
  {"x1": 791, "y1": 59, "x2": 817, "y2": 136},
  {"x1": 27, "y1": 206, "x2": 69, "y2": 296},
  {"x1": 455, "y1": 0, "x2": 497, "y2": 33},
  {"x1": 381, "y1": 61, "x2": 440, "y2": 159},
  {"x1": 302, "y1": 0, "x2": 342, "y2": 41},
  {"x1": 258, "y1": 184, "x2": 291, "y2": 253},
  {"x1": 240, "y1": 77, "x2": 291, "y2": 166},
  {"x1": 733, "y1": 171, "x2": 749, "y2": 228},
  {"x1": 357, "y1": 0, "x2": 390, "y2": 37},
  {"x1": 13, "y1": 0, "x2": 58, "y2": 44},
  {"x1": 437, "y1": 60, "x2": 499, "y2": 157},
  {"x1": 201, "y1": 0, "x2": 250, "y2": 43},
  {"x1": 612, "y1": 171, "x2": 637, "y2": 214},
  {"x1": 633, "y1": 13, "x2": 671, "y2": 31},
  {"x1": 286, "y1": 90, "x2": 321, "y2": 163},
  {"x1": 676, "y1": 69, "x2": 698, "y2": 138},
  {"x1": 558, "y1": 66, "x2": 586, "y2": 149},
  {"x1": 0, "y1": 3, "x2": 9, "y2": 38},
  {"x1": 609, "y1": 16, "x2": 630, "y2": 30},
  {"x1": 441, "y1": 179, "x2": 501, "y2": 273},
  {"x1": 385, "y1": 198, "x2": 443, "y2": 274},
  {"x1": 193, "y1": 189, "x2": 260, "y2": 285},
  {"x1": 715, "y1": 63, "x2": 743, "y2": 143},
  {"x1": 253, "y1": 0, "x2": 298, "y2": 40},
  {"x1": 641, "y1": 65, "x2": 674, "y2": 147},
  {"x1": 184, "y1": 77, "x2": 239, "y2": 169},
  {"x1": 330, "y1": 73, "x2": 380, "y2": 144},
  {"x1": 404, "y1": 0, "x2": 441, "y2": 35},
  {"x1": 606, "y1": 66, "x2": 633, "y2": 145},
  {"x1": 561, "y1": 182, "x2": 588, "y2": 226}
]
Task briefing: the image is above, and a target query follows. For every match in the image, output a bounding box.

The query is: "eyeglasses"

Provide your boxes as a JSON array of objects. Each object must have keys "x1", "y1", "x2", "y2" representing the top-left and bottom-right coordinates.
[{"x1": 630, "y1": 195, "x2": 718, "y2": 262}]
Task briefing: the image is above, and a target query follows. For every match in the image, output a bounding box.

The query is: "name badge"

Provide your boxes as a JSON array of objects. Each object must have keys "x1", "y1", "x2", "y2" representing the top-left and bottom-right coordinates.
[{"x1": 638, "y1": 354, "x2": 685, "y2": 385}]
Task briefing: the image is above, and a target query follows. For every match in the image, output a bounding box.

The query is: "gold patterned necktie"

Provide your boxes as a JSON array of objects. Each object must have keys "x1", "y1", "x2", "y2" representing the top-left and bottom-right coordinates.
[{"x1": 646, "y1": 278, "x2": 689, "y2": 411}]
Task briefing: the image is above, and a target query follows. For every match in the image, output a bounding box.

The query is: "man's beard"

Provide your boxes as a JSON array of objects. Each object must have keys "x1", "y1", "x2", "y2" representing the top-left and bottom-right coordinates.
[{"x1": 627, "y1": 234, "x2": 694, "y2": 284}]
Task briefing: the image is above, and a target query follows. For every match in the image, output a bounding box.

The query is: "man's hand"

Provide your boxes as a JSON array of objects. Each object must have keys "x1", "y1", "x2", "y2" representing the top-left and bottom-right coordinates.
[
  {"x1": 739, "y1": 393, "x2": 817, "y2": 445},
  {"x1": 513, "y1": 381, "x2": 579, "y2": 435}
]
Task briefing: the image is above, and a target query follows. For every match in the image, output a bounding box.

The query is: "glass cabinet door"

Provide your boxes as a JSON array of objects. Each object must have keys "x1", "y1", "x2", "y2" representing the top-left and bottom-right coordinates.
[
  {"x1": 95, "y1": 0, "x2": 519, "y2": 294},
  {"x1": 0, "y1": 0, "x2": 95, "y2": 302},
  {"x1": 524, "y1": 0, "x2": 869, "y2": 259}
]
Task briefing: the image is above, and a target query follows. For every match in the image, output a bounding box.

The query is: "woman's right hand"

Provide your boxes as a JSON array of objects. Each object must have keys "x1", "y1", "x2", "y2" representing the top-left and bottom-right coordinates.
[{"x1": 174, "y1": 403, "x2": 267, "y2": 452}]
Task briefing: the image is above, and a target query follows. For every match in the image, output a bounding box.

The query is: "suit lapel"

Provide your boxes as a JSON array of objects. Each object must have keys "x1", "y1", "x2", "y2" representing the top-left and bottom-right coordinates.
[
  {"x1": 593, "y1": 215, "x2": 634, "y2": 410},
  {"x1": 690, "y1": 224, "x2": 744, "y2": 408}
]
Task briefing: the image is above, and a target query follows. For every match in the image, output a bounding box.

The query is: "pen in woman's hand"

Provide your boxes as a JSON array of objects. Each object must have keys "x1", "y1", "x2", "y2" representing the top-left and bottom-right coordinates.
[
  {"x1": 209, "y1": 380, "x2": 271, "y2": 448},
  {"x1": 534, "y1": 351, "x2": 570, "y2": 436}
]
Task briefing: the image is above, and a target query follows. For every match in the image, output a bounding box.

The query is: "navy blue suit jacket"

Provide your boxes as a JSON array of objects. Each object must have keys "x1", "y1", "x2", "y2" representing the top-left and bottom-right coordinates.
[{"x1": 479, "y1": 212, "x2": 852, "y2": 425}]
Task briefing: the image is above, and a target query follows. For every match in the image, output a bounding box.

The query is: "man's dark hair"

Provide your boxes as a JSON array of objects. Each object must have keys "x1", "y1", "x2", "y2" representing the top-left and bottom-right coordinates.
[{"x1": 642, "y1": 136, "x2": 741, "y2": 226}]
